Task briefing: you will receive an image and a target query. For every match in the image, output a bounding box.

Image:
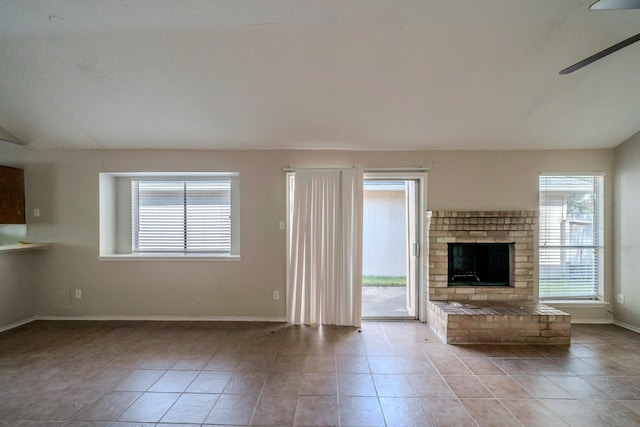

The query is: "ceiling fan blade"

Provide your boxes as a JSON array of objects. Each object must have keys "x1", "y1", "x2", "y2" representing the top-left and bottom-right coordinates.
[
  {"x1": 0, "y1": 126, "x2": 26, "y2": 145},
  {"x1": 560, "y1": 32, "x2": 640, "y2": 74},
  {"x1": 590, "y1": 0, "x2": 640, "y2": 9}
]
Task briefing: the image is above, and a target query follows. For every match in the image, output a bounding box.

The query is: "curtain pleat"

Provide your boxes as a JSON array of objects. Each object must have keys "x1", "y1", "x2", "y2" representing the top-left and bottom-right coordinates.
[{"x1": 286, "y1": 169, "x2": 360, "y2": 327}]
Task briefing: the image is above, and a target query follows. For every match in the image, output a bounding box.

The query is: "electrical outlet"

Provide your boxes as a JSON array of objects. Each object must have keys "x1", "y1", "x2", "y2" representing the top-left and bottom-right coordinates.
[
  {"x1": 279, "y1": 221, "x2": 285, "y2": 230},
  {"x1": 33, "y1": 208, "x2": 40, "y2": 217},
  {"x1": 617, "y1": 294, "x2": 625, "y2": 304},
  {"x1": 75, "y1": 289, "x2": 82, "y2": 299},
  {"x1": 273, "y1": 290, "x2": 280, "y2": 300}
]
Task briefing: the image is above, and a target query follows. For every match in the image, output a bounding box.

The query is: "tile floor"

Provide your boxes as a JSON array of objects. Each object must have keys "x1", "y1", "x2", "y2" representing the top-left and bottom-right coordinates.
[{"x1": 1, "y1": 320, "x2": 640, "y2": 426}]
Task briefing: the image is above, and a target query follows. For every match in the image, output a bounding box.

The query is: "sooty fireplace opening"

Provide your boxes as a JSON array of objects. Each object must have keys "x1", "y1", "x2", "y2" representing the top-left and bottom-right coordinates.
[{"x1": 448, "y1": 243, "x2": 513, "y2": 286}]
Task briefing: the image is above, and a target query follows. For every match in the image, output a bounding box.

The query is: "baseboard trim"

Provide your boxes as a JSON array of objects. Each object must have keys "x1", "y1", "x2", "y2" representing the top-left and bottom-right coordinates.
[
  {"x1": 0, "y1": 316, "x2": 37, "y2": 333},
  {"x1": 571, "y1": 318, "x2": 614, "y2": 324},
  {"x1": 614, "y1": 320, "x2": 640, "y2": 334},
  {"x1": 36, "y1": 315, "x2": 287, "y2": 323}
]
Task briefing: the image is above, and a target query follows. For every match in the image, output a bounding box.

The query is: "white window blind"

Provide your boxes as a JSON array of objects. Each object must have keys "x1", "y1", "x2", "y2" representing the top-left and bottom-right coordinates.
[
  {"x1": 132, "y1": 179, "x2": 231, "y2": 253},
  {"x1": 539, "y1": 175, "x2": 603, "y2": 300}
]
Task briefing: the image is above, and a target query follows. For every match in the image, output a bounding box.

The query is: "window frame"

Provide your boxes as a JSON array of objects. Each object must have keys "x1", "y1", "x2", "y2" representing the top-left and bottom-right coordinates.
[
  {"x1": 99, "y1": 172, "x2": 240, "y2": 261},
  {"x1": 538, "y1": 173, "x2": 604, "y2": 301}
]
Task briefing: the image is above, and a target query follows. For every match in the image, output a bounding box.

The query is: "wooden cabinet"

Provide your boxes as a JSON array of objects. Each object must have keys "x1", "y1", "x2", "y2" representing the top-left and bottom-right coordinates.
[{"x1": 0, "y1": 166, "x2": 26, "y2": 224}]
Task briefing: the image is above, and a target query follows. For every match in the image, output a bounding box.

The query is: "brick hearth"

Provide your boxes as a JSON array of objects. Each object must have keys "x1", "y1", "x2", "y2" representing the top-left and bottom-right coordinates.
[{"x1": 428, "y1": 300, "x2": 571, "y2": 344}]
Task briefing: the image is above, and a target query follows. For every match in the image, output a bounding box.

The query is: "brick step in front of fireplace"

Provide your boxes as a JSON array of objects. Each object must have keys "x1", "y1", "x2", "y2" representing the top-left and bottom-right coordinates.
[{"x1": 427, "y1": 300, "x2": 571, "y2": 345}]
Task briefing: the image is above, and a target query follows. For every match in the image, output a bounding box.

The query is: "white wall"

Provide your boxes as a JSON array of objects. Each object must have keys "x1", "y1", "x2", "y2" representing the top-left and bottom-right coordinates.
[
  {"x1": 614, "y1": 132, "x2": 640, "y2": 330},
  {"x1": 1, "y1": 147, "x2": 615, "y2": 322},
  {"x1": 363, "y1": 190, "x2": 407, "y2": 277}
]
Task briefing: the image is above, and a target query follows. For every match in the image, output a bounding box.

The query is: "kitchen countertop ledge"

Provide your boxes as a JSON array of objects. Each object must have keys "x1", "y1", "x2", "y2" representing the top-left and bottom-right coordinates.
[{"x1": 0, "y1": 242, "x2": 51, "y2": 253}]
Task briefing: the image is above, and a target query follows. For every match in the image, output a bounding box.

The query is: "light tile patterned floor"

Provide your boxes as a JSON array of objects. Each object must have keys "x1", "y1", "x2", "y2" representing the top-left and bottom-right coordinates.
[{"x1": 1, "y1": 320, "x2": 640, "y2": 426}]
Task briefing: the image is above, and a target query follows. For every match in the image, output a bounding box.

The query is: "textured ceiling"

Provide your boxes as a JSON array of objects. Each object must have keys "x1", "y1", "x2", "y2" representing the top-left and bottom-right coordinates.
[{"x1": 0, "y1": 0, "x2": 639, "y2": 150}]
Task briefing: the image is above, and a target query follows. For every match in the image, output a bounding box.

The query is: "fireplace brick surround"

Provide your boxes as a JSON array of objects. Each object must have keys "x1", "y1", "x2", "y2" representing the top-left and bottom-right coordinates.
[{"x1": 426, "y1": 210, "x2": 571, "y2": 344}]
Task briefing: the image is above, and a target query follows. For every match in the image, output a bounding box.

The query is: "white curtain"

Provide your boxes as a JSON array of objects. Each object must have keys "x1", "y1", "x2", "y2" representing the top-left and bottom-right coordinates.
[{"x1": 286, "y1": 169, "x2": 361, "y2": 327}]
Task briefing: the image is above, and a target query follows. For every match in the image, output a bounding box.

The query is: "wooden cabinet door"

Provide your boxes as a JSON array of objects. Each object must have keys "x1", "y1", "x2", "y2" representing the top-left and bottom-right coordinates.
[{"x1": 0, "y1": 166, "x2": 26, "y2": 224}]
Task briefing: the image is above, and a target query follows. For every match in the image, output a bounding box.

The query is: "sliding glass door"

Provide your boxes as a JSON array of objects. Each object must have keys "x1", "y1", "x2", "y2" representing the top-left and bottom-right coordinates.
[{"x1": 361, "y1": 175, "x2": 421, "y2": 319}]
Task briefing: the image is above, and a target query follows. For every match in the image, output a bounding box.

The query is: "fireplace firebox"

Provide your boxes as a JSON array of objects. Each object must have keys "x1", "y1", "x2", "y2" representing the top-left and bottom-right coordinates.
[{"x1": 448, "y1": 243, "x2": 512, "y2": 286}]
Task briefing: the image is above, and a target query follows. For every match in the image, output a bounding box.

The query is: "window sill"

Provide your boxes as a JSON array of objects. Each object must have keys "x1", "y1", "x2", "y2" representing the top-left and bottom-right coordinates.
[
  {"x1": 98, "y1": 254, "x2": 241, "y2": 262},
  {"x1": 542, "y1": 300, "x2": 609, "y2": 308}
]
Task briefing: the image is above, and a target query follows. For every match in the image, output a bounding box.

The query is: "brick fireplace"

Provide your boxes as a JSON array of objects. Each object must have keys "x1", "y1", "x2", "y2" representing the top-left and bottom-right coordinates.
[
  {"x1": 425, "y1": 210, "x2": 571, "y2": 344},
  {"x1": 427, "y1": 210, "x2": 536, "y2": 302}
]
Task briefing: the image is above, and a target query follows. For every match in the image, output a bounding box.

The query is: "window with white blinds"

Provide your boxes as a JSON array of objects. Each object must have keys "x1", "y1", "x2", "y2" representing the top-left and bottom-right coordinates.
[
  {"x1": 539, "y1": 175, "x2": 604, "y2": 300},
  {"x1": 132, "y1": 178, "x2": 232, "y2": 253}
]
